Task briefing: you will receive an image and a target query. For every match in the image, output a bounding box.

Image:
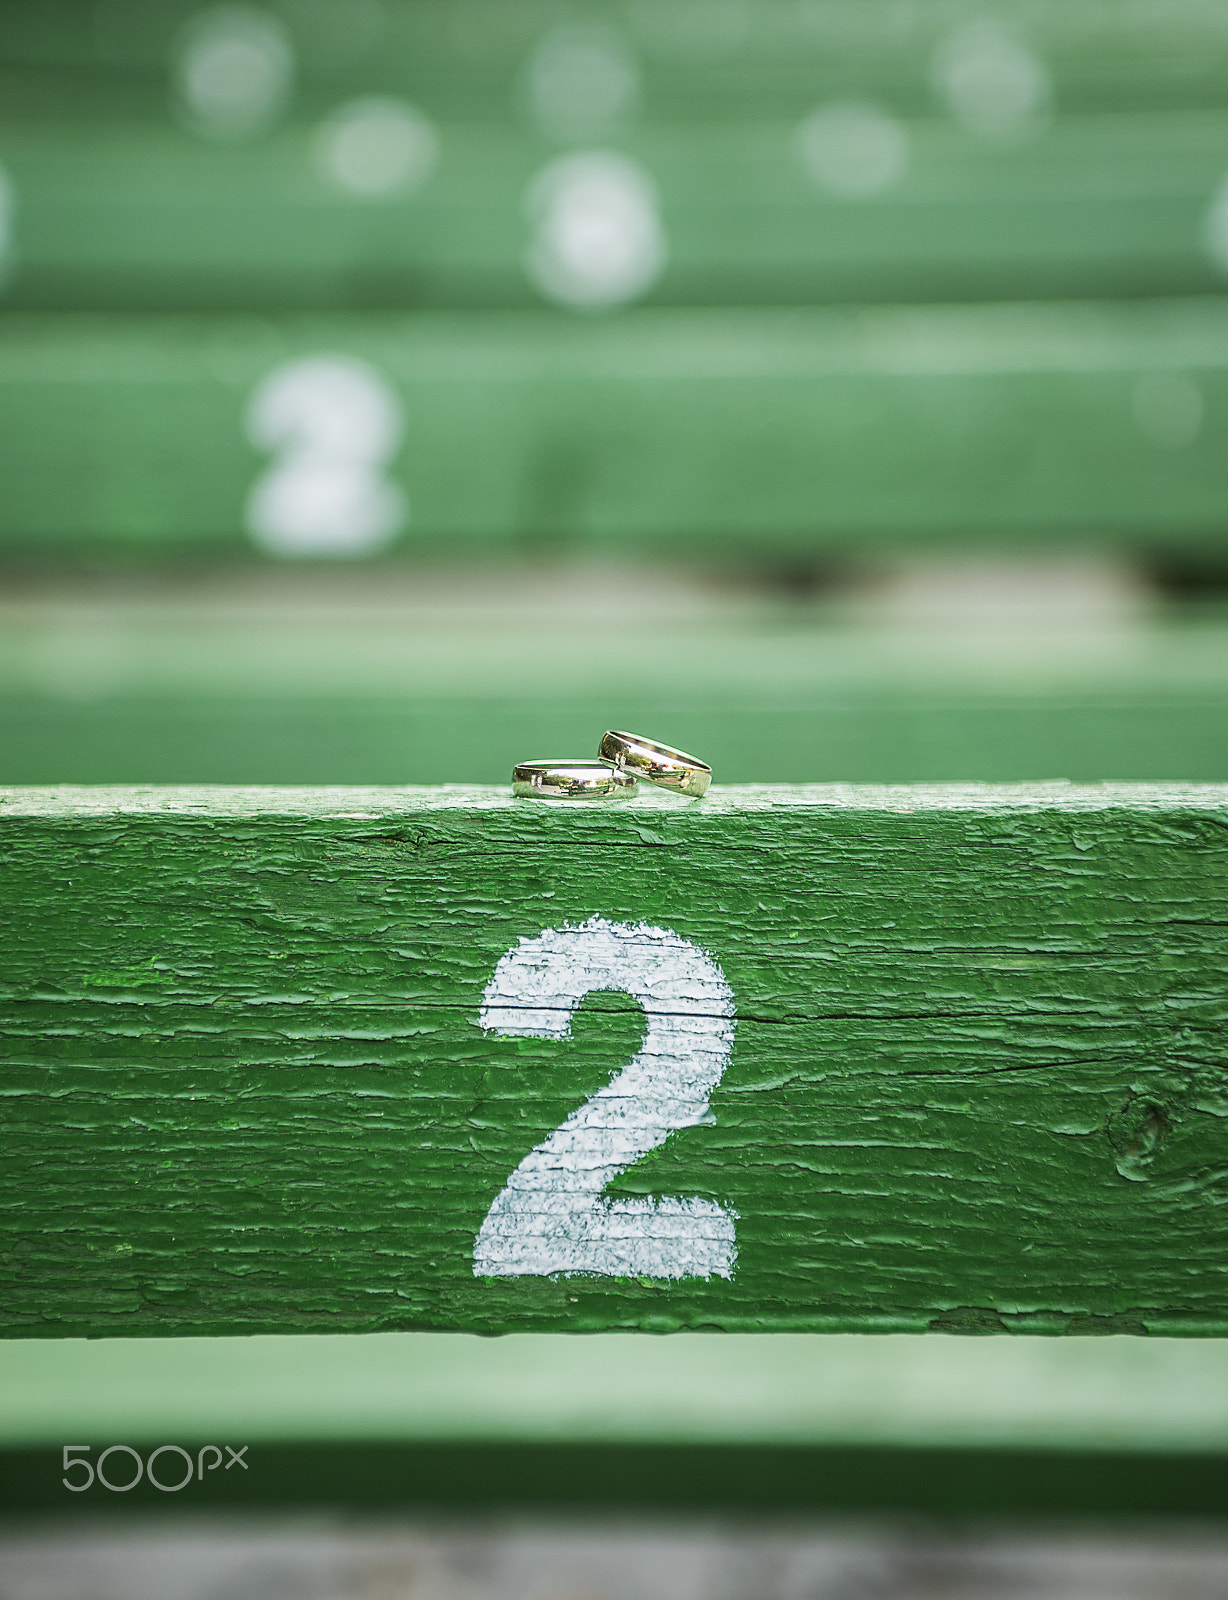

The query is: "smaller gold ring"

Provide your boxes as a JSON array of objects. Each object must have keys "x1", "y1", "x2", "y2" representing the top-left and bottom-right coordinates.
[
  {"x1": 598, "y1": 730, "x2": 712, "y2": 799},
  {"x1": 513, "y1": 760, "x2": 639, "y2": 801}
]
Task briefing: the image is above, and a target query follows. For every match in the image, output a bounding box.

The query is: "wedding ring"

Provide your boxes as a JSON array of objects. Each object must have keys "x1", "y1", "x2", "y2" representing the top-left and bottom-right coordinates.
[
  {"x1": 598, "y1": 730, "x2": 712, "y2": 798},
  {"x1": 513, "y1": 760, "x2": 638, "y2": 800}
]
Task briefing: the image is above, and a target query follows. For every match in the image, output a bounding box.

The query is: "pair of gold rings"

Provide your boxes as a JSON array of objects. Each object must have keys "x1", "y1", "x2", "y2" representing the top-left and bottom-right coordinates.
[{"x1": 513, "y1": 730, "x2": 712, "y2": 802}]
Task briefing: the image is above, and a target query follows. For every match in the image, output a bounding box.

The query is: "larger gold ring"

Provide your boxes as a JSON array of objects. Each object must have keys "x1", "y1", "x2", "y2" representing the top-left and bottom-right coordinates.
[
  {"x1": 598, "y1": 730, "x2": 712, "y2": 798},
  {"x1": 513, "y1": 760, "x2": 639, "y2": 800}
]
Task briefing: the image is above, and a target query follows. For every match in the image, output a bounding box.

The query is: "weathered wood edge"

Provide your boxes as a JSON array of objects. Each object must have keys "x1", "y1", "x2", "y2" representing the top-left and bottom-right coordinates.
[{"x1": 3, "y1": 781, "x2": 1228, "y2": 817}]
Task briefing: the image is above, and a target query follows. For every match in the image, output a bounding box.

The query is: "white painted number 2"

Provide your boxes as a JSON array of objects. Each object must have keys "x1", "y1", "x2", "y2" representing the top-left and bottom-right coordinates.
[{"x1": 474, "y1": 916, "x2": 736, "y2": 1280}]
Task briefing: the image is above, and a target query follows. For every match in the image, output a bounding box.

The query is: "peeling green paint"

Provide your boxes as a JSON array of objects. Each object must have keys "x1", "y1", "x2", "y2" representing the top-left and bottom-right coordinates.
[{"x1": 2, "y1": 782, "x2": 1227, "y2": 1338}]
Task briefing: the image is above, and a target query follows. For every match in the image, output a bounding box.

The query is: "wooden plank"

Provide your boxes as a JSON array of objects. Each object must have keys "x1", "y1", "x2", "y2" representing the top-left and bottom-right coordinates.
[
  {"x1": 4, "y1": 691, "x2": 1226, "y2": 786},
  {"x1": 2, "y1": 302, "x2": 1228, "y2": 558},
  {"x1": 4, "y1": 113, "x2": 1228, "y2": 311},
  {"x1": 9, "y1": 0, "x2": 1228, "y2": 120},
  {"x1": 3, "y1": 782, "x2": 1227, "y2": 1338},
  {"x1": 1, "y1": 604, "x2": 1226, "y2": 784},
  {"x1": 8, "y1": 1330, "x2": 1228, "y2": 1452}
]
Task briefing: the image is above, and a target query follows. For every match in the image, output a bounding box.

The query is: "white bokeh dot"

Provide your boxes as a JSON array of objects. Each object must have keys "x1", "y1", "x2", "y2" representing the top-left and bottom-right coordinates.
[
  {"x1": 173, "y1": 5, "x2": 294, "y2": 140},
  {"x1": 314, "y1": 97, "x2": 439, "y2": 197},
  {"x1": 932, "y1": 19, "x2": 1051, "y2": 142},
  {"x1": 796, "y1": 101, "x2": 909, "y2": 198},
  {"x1": 1204, "y1": 169, "x2": 1228, "y2": 273},
  {"x1": 244, "y1": 355, "x2": 406, "y2": 558},
  {"x1": 525, "y1": 151, "x2": 665, "y2": 309},
  {"x1": 524, "y1": 22, "x2": 639, "y2": 142}
]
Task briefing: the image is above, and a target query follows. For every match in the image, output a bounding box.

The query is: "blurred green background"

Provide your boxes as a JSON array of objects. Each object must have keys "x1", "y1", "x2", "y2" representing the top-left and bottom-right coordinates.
[{"x1": 0, "y1": 0, "x2": 1226, "y2": 786}]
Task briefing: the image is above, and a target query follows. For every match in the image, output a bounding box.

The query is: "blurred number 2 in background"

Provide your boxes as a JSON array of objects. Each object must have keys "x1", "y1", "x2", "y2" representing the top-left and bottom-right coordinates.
[{"x1": 244, "y1": 356, "x2": 406, "y2": 558}]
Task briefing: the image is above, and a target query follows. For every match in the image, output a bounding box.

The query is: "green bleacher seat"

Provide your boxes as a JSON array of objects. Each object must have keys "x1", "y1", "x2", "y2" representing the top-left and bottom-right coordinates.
[{"x1": 0, "y1": 303, "x2": 1226, "y2": 562}]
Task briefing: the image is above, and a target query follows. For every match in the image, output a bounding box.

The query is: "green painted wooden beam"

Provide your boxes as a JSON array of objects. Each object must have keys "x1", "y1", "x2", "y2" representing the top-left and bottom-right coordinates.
[
  {"x1": 1, "y1": 303, "x2": 1228, "y2": 559},
  {"x1": 3, "y1": 782, "x2": 1227, "y2": 1338},
  {"x1": 4, "y1": 113, "x2": 1228, "y2": 311},
  {"x1": 7, "y1": 1330, "x2": 1228, "y2": 1452},
  {"x1": 2, "y1": 605, "x2": 1227, "y2": 784},
  {"x1": 9, "y1": 0, "x2": 1228, "y2": 121},
  {"x1": 4, "y1": 691, "x2": 1226, "y2": 786}
]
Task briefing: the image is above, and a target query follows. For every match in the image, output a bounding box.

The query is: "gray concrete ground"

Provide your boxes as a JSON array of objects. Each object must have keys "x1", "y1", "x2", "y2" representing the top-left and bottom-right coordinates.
[{"x1": 4, "y1": 1519, "x2": 1228, "y2": 1600}]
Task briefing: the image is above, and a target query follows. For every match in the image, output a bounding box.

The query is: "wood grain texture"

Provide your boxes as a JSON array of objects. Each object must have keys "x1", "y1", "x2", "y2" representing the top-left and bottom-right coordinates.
[{"x1": 2, "y1": 782, "x2": 1227, "y2": 1338}]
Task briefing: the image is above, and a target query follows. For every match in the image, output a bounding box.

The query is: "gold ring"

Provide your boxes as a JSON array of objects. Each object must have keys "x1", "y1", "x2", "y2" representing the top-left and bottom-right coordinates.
[
  {"x1": 513, "y1": 760, "x2": 639, "y2": 800},
  {"x1": 598, "y1": 730, "x2": 712, "y2": 798}
]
